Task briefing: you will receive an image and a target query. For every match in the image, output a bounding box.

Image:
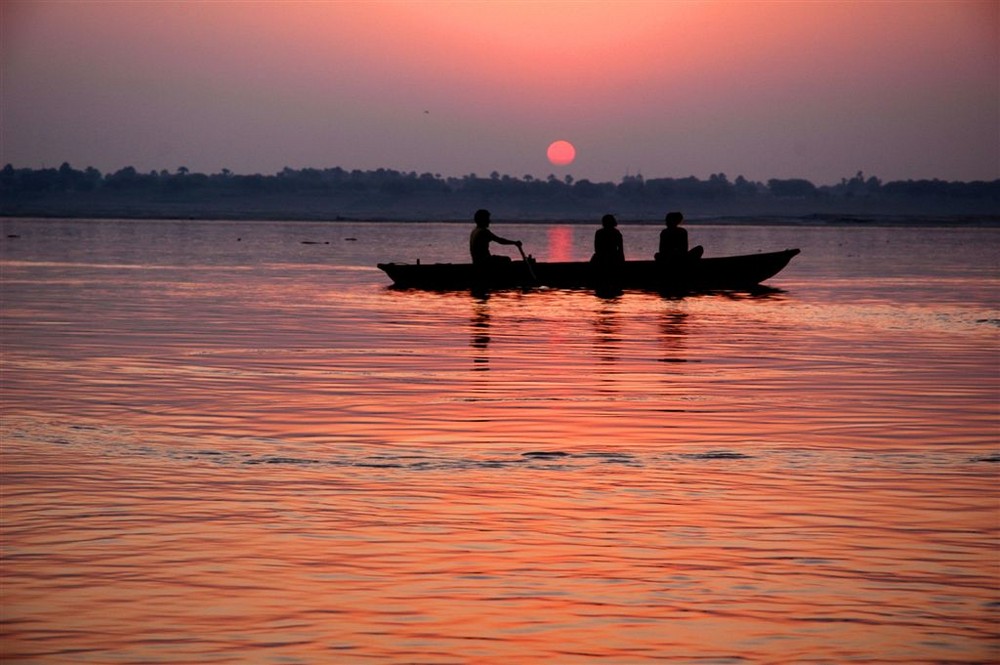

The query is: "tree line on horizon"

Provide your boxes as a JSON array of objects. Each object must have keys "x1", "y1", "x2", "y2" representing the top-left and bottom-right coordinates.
[{"x1": 3, "y1": 162, "x2": 998, "y2": 206}]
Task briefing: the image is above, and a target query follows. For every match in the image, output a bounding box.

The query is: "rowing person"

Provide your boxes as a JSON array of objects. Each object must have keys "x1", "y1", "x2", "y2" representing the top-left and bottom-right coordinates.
[
  {"x1": 470, "y1": 209, "x2": 522, "y2": 267},
  {"x1": 655, "y1": 211, "x2": 703, "y2": 263}
]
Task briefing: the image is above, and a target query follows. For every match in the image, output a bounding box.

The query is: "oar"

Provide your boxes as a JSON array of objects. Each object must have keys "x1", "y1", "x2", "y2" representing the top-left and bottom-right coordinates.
[{"x1": 516, "y1": 243, "x2": 538, "y2": 283}]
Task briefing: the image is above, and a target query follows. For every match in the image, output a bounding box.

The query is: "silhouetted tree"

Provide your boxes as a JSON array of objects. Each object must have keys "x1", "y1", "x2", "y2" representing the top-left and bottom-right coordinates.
[
  {"x1": 733, "y1": 175, "x2": 759, "y2": 197},
  {"x1": 768, "y1": 178, "x2": 817, "y2": 198}
]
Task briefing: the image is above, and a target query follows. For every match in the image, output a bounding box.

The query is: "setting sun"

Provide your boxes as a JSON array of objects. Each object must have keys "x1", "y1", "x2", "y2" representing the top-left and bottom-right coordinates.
[{"x1": 547, "y1": 140, "x2": 576, "y2": 166}]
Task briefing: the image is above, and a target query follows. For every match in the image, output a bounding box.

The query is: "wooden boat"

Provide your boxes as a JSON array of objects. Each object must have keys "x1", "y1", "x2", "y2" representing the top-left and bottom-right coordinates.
[{"x1": 378, "y1": 248, "x2": 800, "y2": 292}]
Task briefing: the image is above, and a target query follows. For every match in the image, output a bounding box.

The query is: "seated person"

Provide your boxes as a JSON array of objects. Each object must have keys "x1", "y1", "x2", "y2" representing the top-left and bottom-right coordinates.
[
  {"x1": 592, "y1": 214, "x2": 625, "y2": 264},
  {"x1": 655, "y1": 211, "x2": 703, "y2": 262}
]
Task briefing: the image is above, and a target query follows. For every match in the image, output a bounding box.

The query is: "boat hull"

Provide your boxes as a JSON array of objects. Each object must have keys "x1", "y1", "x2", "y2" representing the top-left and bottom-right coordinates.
[{"x1": 378, "y1": 249, "x2": 800, "y2": 292}]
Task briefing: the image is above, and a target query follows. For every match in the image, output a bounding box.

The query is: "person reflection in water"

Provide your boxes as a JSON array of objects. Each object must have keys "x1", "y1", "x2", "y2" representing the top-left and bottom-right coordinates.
[
  {"x1": 655, "y1": 211, "x2": 703, "y2": 263},
  {"x1": 592, "y1": 214, "x2": 625, "y2": 265},
  {"x1": 470, "y1": 209, "x2": 522, "y2": 267},
  {"x1": 470, "y1": 295, "x2": 490, "y2": 370}
]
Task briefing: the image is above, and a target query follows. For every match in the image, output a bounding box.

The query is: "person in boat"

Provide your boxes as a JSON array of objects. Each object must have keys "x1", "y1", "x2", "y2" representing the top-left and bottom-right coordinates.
[
  {"x1": 655, "y1": 211, "x2": 703, "y2": 263},
  {"x1": 470, "y1": 209, "x2": 522, "y2": 267},
  {"x1": 592, "y1": 214, "x2": 625, "y2": 265}
]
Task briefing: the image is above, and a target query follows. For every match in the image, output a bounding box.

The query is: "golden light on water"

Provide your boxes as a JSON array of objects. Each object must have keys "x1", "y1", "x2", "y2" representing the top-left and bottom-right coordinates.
[
  {"x1": 1, "y1": 219, "x2": 997, "y2": 662},
  {"x1": 547, "y1": 226, "x2": 573, "y2": 262}
]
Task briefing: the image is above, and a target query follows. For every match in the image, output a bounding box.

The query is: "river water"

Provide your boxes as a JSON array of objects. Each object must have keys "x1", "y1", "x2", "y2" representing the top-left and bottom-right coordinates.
[{"x1": 1, "y1": 218, "x2": 997, "y2": 663}]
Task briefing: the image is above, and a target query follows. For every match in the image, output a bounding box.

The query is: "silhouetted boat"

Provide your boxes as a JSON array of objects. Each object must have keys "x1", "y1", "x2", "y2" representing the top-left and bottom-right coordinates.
[{"x1": 378, "y1": 248, "x2": 801, "y2": 292}]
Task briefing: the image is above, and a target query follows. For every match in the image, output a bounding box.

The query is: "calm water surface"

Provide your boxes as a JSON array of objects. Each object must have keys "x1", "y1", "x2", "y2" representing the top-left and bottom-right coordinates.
[{"x1": 2, "y1": 218, "x2": 998, "y2": 663}]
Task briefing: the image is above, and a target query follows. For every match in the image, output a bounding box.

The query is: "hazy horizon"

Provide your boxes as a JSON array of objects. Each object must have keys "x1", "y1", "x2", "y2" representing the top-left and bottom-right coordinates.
[{"x1": 3, "y1": 1, "x2": 998, "y2": 185}]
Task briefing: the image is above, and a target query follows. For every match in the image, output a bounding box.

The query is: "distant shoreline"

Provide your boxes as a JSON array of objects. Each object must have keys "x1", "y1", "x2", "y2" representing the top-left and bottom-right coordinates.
[
  {"x1": 3, "y1": 212, "x2": 998, "y2": 228},
  {"x1": 4, "y1": 164, "x2": 998, "y2": 225}
]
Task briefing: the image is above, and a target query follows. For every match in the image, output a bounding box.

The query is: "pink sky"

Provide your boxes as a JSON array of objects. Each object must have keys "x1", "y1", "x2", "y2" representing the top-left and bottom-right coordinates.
[{"x1": 2, "y1": 1, "x2": 997, "y2": 184}]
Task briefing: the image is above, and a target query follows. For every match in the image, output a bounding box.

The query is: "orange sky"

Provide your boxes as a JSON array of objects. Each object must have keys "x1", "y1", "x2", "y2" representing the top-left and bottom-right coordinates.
[{"x1": 2, "y1": 1, "x2": 997, "y2": 183}]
